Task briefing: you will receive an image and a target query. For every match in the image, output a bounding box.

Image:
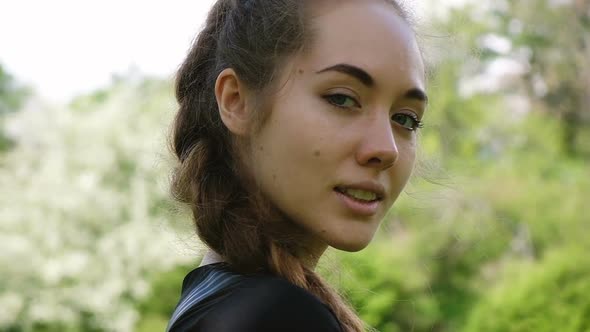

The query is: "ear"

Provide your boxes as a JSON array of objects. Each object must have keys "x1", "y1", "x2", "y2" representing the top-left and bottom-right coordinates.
[{"x1": 215, "y1": 68, "x2": 252, "y2": 136}]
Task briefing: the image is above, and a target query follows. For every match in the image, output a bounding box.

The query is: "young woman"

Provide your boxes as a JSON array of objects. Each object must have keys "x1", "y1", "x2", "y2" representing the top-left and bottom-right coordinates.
[{"x1": 166, "y1": 0, "x2": 427, "y2": 331}]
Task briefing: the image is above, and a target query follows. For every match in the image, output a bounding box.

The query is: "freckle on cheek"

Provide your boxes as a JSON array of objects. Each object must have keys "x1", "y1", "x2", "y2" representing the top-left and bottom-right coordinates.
[
  {"x1": 259, "y1": 146, "x2": 264, "y2": 151},
  {"x1": 272, "y1": 174, "x2": 277, "y2": 181},
  {"x1": 298, "y1": 69, "x2": 304, "y2": 74},
  {"x1": 314, "y1": 150, "x2": 321, "y2": 157}
]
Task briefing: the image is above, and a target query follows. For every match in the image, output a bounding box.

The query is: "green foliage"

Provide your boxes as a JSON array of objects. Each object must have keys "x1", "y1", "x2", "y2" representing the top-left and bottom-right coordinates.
[
  {"x1": 0, "y1": 64, "x2": 29, "y2": 152},
  {"x1": 0, "y1": 64, "x2": 28, "y2": 116},
  {"x1": 421, "y1": 60, "x2": 503, "y2": 163},
  {"x1": 0, "y1": 74, "x2": 191, "y2": 332},
  {"x1": 466, "y1": 110, "x2": 590, "y2": 254},
  {"x1": 491, "y1": 0, "x2": 590, "y2": 158},
  {"x1": 327, "y1": 244, "x2": 440, "y2": 332},
  {"x1": 135, "y1": 264, "x2": 197, "y2": 332},
  {"x1": 463, "y1": 247, "x2": 590, "y2": 332},
  {"x1": 376, "y1": 183, "x2": 513, "y2": 331}
]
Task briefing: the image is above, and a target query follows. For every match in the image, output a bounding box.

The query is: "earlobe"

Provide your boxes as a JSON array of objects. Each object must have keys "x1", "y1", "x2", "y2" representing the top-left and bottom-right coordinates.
[{"x1": 215, "y1": 68, "x2": 251, "y2": 136}]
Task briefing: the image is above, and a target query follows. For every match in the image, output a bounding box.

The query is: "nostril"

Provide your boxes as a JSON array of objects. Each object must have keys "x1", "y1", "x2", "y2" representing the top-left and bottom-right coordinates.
[
  {"x1": 367, "y1": 157, "x2": 382, "y2": 165},
  {"x1": 368, "y1": 156, "x2": 395, "y2": 167}
]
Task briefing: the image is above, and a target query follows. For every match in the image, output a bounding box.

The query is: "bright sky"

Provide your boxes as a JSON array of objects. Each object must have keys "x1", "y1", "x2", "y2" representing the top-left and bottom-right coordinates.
[
  {"x1": 1, "y1": 0, "x2": 216, "y2": 103},
  {"x1": 0, "y1": 0, "x2": 467, "y2": 103}
]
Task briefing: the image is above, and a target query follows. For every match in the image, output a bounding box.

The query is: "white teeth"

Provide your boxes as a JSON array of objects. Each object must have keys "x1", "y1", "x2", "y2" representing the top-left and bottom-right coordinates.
[{"x1": 343, "y1": 188, "x2": 377, "y2": 201}]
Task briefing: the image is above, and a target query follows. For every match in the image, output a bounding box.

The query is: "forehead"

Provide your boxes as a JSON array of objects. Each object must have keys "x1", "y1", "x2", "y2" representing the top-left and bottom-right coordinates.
[{"x1": 300, "y1": 0, "x2": 425, "y2": 89}]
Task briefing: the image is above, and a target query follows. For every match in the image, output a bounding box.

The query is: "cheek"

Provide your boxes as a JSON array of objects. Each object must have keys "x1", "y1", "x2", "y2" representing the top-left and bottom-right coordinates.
[
  {"x1": 396, "y1": 133, "x2": 417, "y2": 161},
  {"x1": 250, "y1": 121, "x2": 317, "y2": 194},
  {"x1": 391, "y1": 139, "x2": 418, "y2": 187},
  {"x1": 405, "y1": 147, "x2": 418, "y2": 178},
  {"x1": 405, "y1": 143, "x2": 418, "y2": 169},
  {"x1": 250, "y1": 106, "x2": 339, "y2": 216},
  {"x1": 263, "y1": 101, "x2": 331, "y2": 164}
]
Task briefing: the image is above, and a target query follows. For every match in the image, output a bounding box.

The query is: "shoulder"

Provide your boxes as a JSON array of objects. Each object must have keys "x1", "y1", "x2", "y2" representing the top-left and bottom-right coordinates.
[
  {"x1": 190, "y1": 275, "x2": 343, "y2": 332},
  {"x1": 167, "y1": 263, "x2": 244, "y2": 332}
]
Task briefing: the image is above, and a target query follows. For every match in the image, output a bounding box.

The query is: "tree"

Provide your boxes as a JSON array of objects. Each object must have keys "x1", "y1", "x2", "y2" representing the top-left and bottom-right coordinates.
[
  {"x1": 0, "y1": 76, "x2": 193, "y2": 332},
  {"x1": 491, "y1": 0, "x2": 590, "y2": 157},
  {"x1": 0, "y1": 64, "x2": 29, "y2": 151},
  {"x1": 463, "y1": 247, "x2": 590, "y2": 332}
]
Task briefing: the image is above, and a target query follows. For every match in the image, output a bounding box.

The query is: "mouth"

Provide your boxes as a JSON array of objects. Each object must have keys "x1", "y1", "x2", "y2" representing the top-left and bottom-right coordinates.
[
  {"x1": 334, "y1": 186, "x2": 383, "y2": 218},
  {"x1": 334, "y1": 186, "x2": 383, "y2": 203},
  {"x1": 334, "y1": 181, "x2": 385, "y2": 202},
  {"x1": 333, "y1": 183, "x2": 385, "y2": 217}
]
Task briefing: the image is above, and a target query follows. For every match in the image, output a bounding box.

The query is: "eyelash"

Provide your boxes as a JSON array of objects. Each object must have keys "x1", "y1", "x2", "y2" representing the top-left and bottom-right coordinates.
[
  {"x1": 391, "y1": 112, "x2": 423, "y2": 131},
  {"x1": 322, "y1": 93, "x2": 424, "y2": 131},
  {"x1": 323, "y1": 93, "x2": 361, "y2": 109}
]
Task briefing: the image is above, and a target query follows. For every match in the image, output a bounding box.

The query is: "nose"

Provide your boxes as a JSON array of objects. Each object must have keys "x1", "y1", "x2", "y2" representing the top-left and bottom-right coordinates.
[{"x1": 355, "y1": 116, "x2": 399, "y2": 170}]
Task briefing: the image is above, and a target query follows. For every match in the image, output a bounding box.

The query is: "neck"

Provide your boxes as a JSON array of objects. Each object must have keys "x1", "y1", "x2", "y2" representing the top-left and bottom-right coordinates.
[
  {"x1": 199, "y1": 249, "x2": 225, "y2": 267},
  {"x1": 199, "y1": 237, "x2": 328, "y2": 270},
  {"x1": 298, "y1": 241, "x2": 329, "y2": 270}
]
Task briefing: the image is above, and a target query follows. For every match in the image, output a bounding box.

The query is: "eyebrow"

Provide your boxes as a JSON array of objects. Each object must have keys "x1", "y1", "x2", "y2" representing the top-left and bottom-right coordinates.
[
  {"x1": 316, "y1": 64, "x2": 374, "y2": 87},
  {"x1": 405, "y1": 87, "x2": 429, "y2": 104},
  {"x1": 316, "y1": 63, "x2": 428, "y2": 104}
]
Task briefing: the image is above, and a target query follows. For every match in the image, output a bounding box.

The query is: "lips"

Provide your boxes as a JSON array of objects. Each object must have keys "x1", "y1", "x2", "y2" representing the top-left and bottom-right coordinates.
[
  {"x1": 334, "y1": 181, "x2": 385, "y2": 202},
  {"x1": 332, "y1": 181, "x2": 387, "y2": 216}
]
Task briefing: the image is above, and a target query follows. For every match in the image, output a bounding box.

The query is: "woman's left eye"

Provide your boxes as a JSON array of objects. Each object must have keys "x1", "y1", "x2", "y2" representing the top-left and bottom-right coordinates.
[
  {"x1": 323, "y1": 94, "x2": 360, "y2": 109},
  {"x1": 391, "y1": 113, "x2": 423, "y2": 131}
]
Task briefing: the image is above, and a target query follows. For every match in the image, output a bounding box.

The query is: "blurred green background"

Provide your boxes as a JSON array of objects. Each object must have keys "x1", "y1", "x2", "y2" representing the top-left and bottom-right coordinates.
[{"x1": 1, "y1": 1, "x2": 589, "y2": 331}]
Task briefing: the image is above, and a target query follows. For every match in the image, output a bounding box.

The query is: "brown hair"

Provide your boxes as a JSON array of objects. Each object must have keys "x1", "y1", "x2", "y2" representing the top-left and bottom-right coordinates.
[{"x1": 170, "y1": 1, "x2": 412, "y2": 331}]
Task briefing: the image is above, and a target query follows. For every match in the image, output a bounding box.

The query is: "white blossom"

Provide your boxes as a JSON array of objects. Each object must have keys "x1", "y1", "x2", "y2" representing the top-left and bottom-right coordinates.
[{"x1": 1, "y1": 78, "x2": 197, "y2": 331}]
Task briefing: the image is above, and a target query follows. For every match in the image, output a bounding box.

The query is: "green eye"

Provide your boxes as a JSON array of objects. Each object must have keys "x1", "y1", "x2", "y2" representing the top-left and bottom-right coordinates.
[
  {"x1": 324, "y1": 94, "x2": 360, "y2": 108},
  {"x1": 391, "y1": 113, "x2": 423, "y2": 131}
]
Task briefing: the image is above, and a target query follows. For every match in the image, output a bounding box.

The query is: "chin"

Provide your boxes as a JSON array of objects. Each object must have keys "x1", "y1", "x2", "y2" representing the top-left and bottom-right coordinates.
[{"x1": 328, "y1": 236, "x2": 374, "y2": 252}]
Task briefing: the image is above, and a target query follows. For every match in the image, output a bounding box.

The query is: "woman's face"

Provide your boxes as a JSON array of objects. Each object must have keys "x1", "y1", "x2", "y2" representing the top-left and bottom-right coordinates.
[{"x1": 248, "y1": 0, "x2": 427, "y2": 252}]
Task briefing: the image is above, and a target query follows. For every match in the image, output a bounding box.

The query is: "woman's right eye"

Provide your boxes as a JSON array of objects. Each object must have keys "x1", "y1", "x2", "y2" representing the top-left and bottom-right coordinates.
[{"x1": 323, "y1": 94, "x2": 360, "y2": 109}]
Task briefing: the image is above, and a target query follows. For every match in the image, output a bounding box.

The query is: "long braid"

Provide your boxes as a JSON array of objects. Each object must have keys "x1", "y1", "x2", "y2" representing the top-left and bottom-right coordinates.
[
  {"x1": 267, "y1": 242, "x2": 366, "y2": 331},
  {"x1": 172, "y1": 0, "x2": 268, "y2": 272}
]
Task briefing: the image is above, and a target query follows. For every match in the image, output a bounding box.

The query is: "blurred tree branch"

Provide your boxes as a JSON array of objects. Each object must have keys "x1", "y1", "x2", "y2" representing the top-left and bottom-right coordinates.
[{"x1": 492, "y1": 0, "x2": 590, "y2": 157}]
